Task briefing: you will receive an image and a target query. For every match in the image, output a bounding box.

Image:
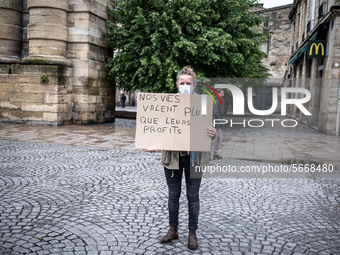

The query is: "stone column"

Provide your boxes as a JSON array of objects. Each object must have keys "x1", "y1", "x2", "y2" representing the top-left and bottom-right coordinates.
[
  {"x1": 24, "y1": 0, "x2": 70, "y2": 66},
  {"x1": 0, "y1": 0, "x2": 23, "y2": 63}
]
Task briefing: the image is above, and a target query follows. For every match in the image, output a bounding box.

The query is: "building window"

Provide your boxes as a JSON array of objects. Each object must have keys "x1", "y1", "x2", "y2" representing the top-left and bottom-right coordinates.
[
  {"x1": 261, "y1": 39, "x2": 270, "y2": 56},
  {"x1": 307, "y1": 20, "x2": 311, "y2": 33},
  {"x1": 264, "y1": 17, "x2": 269, "y2": 27},
  {"x1": 318, "y1": 2, "x2": 327, "y2": 20}
]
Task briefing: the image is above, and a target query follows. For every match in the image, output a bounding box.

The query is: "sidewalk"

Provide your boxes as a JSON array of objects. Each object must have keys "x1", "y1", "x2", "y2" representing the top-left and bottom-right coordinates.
[
  {"x1": 219, "y1": 116, "x2": 340, "y2": 169},
  {"x1": 0, "y1": 118, "x2": 137, "y2": 150},
  {"x1": 115, "y1": 106, "x2": 137, "y2": 112},
  {"x1": 115, "y1": 106, "x2": 137, "y2": 119}
]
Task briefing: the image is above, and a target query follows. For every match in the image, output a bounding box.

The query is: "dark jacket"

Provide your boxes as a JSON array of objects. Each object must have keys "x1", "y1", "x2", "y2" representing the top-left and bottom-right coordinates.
[
  {"x1": 213, "y1": 96, "x2": 224, "y2": 128},
  {"x1": 161, "y1": 150, "x2": 211, "y2": 170}
]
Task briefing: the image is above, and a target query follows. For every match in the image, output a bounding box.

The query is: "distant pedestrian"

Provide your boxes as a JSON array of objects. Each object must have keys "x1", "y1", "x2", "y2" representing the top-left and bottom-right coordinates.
[
  {"x1": 131, "y1": 92, "x2": 136, "y2": 106},
  {"x1": 211, "y1": 89, "x2": 225, "y2": 160},
  {"x1": 120, "y1": 91, "x2": 126, "y2": 108}
]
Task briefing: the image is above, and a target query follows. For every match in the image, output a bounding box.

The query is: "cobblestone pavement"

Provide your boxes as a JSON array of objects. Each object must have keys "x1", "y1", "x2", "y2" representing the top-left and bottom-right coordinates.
[{"x1": 1, "y1": 139, "x2": 340, "y2": 254}]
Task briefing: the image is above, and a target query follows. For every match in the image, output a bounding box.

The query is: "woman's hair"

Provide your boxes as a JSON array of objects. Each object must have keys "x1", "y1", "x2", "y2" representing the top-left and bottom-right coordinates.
[{"x1": 176, "y1": 66, "x2": 196, "y2": 84}]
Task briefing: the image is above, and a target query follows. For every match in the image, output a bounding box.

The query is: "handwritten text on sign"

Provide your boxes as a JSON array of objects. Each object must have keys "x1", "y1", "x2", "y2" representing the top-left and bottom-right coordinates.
[{"x1": 135, "y1": 92, "x2": 213, "y2": 151}]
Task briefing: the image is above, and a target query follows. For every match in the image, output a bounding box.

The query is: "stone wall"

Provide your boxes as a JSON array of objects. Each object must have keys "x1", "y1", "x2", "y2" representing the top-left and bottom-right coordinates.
[
  {"x1": 66, "y1": 0, "x2": 115, "y2": 124},
  {"x1": 0, "y1": 0, "x2": 23, "y2": 63},
  {"x1": 261, "y1": 5, "x2": 293, "y2": 79},
  {"x1": 0, "y1": 64, "x2": 73, "y2": 125},
  {"x1": 0, "y1": 0, "x2": 115, "y2": 125},
  {"x1": 318, "y1": 15, "x2": 340, "y2": 135}
]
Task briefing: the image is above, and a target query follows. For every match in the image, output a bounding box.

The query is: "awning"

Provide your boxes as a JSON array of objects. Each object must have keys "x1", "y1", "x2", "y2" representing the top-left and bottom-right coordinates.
[{"x1": 288, "y1": 33, "x2": 318, "y2": 65}]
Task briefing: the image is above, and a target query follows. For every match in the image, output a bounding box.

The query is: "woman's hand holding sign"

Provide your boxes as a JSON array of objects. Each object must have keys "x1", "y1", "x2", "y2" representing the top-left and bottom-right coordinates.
[
  {"x1": 141, "y1": 146, "x2": 157, "y2": 153},
  {"x1": 207, "y1": 127, "x2": 216, "y2": 138}
]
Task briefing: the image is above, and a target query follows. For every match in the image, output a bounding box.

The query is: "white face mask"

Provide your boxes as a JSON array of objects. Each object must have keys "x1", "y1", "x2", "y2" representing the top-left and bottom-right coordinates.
[{"x1": 179, "y1": 85, "x2": 193, "y2": 94}]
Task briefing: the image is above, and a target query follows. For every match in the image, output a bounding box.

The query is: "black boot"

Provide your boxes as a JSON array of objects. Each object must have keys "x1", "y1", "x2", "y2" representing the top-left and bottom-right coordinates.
[
  {"x1": 188, "y1": 229, "x2": 198, "y2": 250},
  {"x1": 160, "y1": 226, "x2": 178, "y2": 243}
]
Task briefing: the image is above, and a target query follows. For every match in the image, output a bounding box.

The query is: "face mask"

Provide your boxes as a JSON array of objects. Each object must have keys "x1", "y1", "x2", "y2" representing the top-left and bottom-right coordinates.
[{"x1": 179, "y1": 85, "x2": 193, "y2": 94}]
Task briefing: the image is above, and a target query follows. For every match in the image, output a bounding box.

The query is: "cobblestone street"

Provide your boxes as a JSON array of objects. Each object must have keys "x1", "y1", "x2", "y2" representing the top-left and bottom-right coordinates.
[{"x1": 0, "y1": 119, "x2": 340, "y2": 254}]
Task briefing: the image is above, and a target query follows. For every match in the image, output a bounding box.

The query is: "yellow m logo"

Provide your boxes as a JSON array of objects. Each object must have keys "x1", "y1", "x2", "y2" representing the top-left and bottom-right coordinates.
[{"x1": 309, "y1": 43, "x2": 325, "y2": 56}]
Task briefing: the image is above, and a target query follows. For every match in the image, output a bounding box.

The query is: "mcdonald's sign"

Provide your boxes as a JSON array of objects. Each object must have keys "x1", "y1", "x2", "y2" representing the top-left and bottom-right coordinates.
[{"x1": 307, "y1": 40, "x2": 327, "y2": 58}]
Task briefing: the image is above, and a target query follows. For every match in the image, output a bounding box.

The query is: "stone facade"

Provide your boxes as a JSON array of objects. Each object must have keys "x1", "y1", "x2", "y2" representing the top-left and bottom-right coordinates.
[
  {"x1": 255, "y1": 4, "x2": 293, "y2": 79},
  {"x1": 0, "y1": 0, "x2": 115, "y2": 125},
  {"x1": 0, "y1": 0, "x2": 24, "y2": 62},
  {"x1": 0, "y1": 64, "x2": 73, "y2": 124},
  {"x1": 251, "y1": 4, "x2": 293, "y2": 113},
  {"x1": 288, "y1": 0, "x2": 340, "y2": 135}
]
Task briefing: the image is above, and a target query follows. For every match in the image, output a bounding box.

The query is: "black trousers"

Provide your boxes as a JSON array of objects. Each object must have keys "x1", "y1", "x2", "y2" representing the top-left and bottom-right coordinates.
[{"x1": 164, "y1": 155, "x2": 202, "y2": 230}]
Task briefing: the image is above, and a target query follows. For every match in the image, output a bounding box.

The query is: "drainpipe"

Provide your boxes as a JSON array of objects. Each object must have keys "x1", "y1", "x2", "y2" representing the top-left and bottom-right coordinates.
[
  {"x1": 336, "y1": 80, "x2": 340, "y2": 136},
  {"x1": 311, "y1": 0, "x2": 315, "y2": 30}
]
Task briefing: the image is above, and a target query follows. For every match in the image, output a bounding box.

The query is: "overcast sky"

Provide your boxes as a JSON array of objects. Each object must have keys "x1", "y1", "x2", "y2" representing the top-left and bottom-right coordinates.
[{"x1": 257, "y1": 0, "x2": 293, "y2": 8}]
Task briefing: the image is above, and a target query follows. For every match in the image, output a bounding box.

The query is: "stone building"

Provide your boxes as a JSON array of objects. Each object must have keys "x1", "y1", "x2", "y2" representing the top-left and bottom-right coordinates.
[
  {"x1": 288, "y1": 0, "x2": 340, "y2": 135},
  {"x1": 0, "y1": 0, "x2": 115, "y2": 125},
  {"x1": 255, "y1": 4, "x2": 293, "y2": 79},
  {"x1": 251, "y1": 4, "x2": 293, "y2": 112}
]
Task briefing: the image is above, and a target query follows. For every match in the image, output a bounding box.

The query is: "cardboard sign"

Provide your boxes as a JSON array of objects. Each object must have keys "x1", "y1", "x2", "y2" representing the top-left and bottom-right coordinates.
[{"x1": 135, "y1": 92, "x2": 213, "y2": 151}]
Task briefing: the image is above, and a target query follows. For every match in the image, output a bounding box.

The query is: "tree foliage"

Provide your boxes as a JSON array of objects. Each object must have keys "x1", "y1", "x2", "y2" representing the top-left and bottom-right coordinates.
[{"x1": 105, "y1": 0, "x2": 269, "y2": 93}]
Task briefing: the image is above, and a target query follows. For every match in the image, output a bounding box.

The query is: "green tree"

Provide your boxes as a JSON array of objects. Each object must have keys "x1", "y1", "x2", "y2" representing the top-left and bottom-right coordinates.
[{"x1": 105, "y1": 0, "x2": 269, "y2": 93}]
